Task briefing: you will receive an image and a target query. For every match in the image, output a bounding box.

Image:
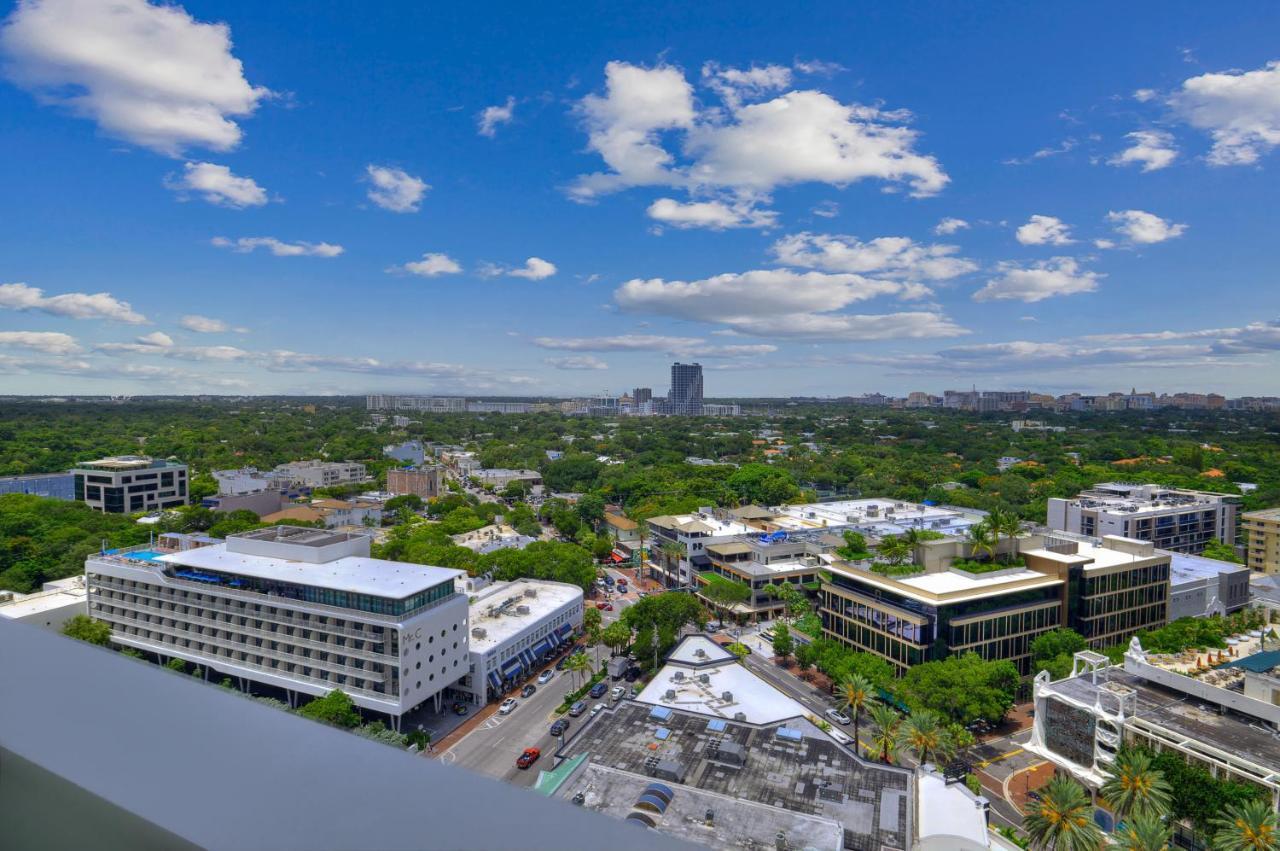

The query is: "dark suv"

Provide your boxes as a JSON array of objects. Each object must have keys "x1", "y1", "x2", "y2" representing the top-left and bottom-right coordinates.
[{"x1": 588, "y1": 682, "x2": 608, "y2": 699}]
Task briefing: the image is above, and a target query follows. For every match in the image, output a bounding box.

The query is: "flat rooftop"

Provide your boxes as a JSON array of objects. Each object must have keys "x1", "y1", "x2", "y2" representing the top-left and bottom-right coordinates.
[
  {"x1": 1044, "y1": 669, "x2": 1280, "y2": 774},
  {"x1": 1169, "y1": 550, "x2": 1250, "y2": 584},
  {"x1": 0, "y1": 586, "x2": 86, "y2": 619},
  {"x1": 468, "y1": 579, "x2": 582, "y2": 652},
  {"x1": 235, "y1": 526, "x2": 361, "y2": 549},
  {"x1": 773, "y1": 499, "x2": 980, "y2": 537},
  {"x1": 1244, "y1": 507, "x2": 1280, "y2": 521},
  {"x1": 648, "y1": 513, "x2": 753, "y2": 536},
  {"x1": 148, "y1": 544, "x2": 463, "y2": 598},
  {"x1": 555, "y1": 699, "x2": 912, "y2": 850},
  {"x1": 73, "y1": 455, "x2": 179, "y2": 471},
  {"x1": 1068, "y1": 483, "x2": 1234, "y2": 515}
]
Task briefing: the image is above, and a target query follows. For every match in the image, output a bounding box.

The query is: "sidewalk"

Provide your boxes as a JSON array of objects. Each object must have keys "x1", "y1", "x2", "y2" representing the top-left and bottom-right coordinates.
[{"x1": 431, "y1": 701, "x2": 499, "y2": 755}]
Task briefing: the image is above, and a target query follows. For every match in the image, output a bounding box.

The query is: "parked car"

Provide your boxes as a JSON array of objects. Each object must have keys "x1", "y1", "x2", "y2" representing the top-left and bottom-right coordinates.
[
  {"x1": 636, "y1": 591, "x2": 648, "y2": 598},
  {"x1": 549, "y1": 719, "x2": 570, "y2": 737},
  {"x1": 588, "y1": 682, "x2": 608, "y2": 699},
  {"x1": 521, "y1": 684, "x2": 537, "y2": 698},
  {"x1": 600, "y1": 603, "x2": 613, "y2": 611},
  {"x1": 499, "y1": 698, "x2": 518, "y2": 715},
  {"x1": 591, "y1": 703, "x2": 606, "y2": 716},
  {"x1": 623, "y1": 666, "x2": 641, "y2": 682},
  {"x1": 604, "y1": 575, "x2": 615, "y2": 587},
  {"x1": 451, "y1": 701, "x2": 469, "y2": 716},
  {"x1": 537, "y1": 669, "x2": 554, "y2": 685},
  {"x1": 617, "y1": 581, "x2": 628, "y2": 592},
  {"x1": 609, "y1": 686, "x2": 626, "y2": 701},
  {"x1": 516, "y1": 747, "x2": 541, "y2": 769},
  {"x1": 825, "y1": 708, "x2": 851, "y2": 726},
  {"x1": 568, "y1": 700, "x2": 587, "y2": 717}
]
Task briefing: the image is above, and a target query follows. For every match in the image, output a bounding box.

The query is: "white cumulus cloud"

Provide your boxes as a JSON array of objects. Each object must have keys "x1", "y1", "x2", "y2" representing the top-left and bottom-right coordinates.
[
  {"x1": 0, "y1": 282, "x2": 147, "y2": 323},
  {"x1": 934, "y1": 217, "x2": 969, "y2": 235},
  {"x1": 167, "y1": 162, "x2": 267, "y2": 208},
  {"x1": 1106, "y1": 209, "x2": 1188, "y2": 244},
  {"x1": 1015, "y1": 214, "x2": 1074, "y2": 246},
  {"x1": 135, "y1": 331, "x2": 173, "y2": 347},
  {"x1": 477, "y1": 96, "x2": 515, "y2": 137},
  {"x1": 211, "y1": 237, "x2": 343, "y2": 257},
  {"x1": 365, "y1": 164, "x2": 428, "y2": 213},
  {"x1": 569, "y1": 61, "x2": 947, "y2": 203},
  {"x1": 394, "y1": 253, "x2": 462, "y2": 277},
  {"x1": 646, "y1": 197, "x2": 776, "y2": 230},
  {"x1": 974, "y1": 257, "x2": 1101, "y2": 303},
  {"x1": 0, "y1": 330, "x2": 81, "y2": 354},
  {"x1": 1108, "y1": 130, "x2": 1178, "y2": 172},
  {"x1": 506, "y1": 257, "x2": 557, "y2": 280},
  {"x1": 532, "y1": 334, "x2": 777, "y2": 358},
  {"x1": 771, "y1": 232, "x2": 977, "y2": 280},
  {"x1": 1169, "y1": 60, "x2": 1280, "y2": 165},
  {"x1": 0, "y1": 0, "x2": 270, "y2": 155}
]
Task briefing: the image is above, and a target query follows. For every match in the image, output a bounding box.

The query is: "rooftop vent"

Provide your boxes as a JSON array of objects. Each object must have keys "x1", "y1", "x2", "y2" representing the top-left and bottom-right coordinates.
[
  {"x1": 721, "y1": 691, "x2": 733, "y2": 703},
  {"x1": 673, "y1": 670, "x2": 685, "y2": 681},
  {"x1": 524, "y1": 587, "x2": 538, "y2": 598},
  {"x1": 515, "y1": 605, "x2": 531, "y2": 615},
  {"x1": 694, "y1": 648, "x2": 707, "y2": 659},
  {"x1": 664, "y1": 689, "x2": 676, "y2": 701},
  {"x1": 733, "y1": 712, "x2": 746, "y2": 721},
  {"x1": 471, "y1": 627, "x2": 487, "y2": 639},
  {"x1": 697, "y1": 673, "x2": 710, "y2": 684}
]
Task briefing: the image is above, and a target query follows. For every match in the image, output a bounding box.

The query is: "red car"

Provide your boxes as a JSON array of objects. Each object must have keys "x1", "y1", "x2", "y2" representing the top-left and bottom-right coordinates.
[
  {"x1": 595, "y1": 601, "x2": 612, "y2": 610},
  {"x1": 516, "y1": 747, "x2": 541, "y2": 769}
]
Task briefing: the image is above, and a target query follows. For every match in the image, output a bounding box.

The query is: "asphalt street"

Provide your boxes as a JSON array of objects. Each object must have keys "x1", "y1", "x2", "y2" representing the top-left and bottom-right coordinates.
[{"x1": 440, "y1": 568, "x2": 636, "y2": 785}]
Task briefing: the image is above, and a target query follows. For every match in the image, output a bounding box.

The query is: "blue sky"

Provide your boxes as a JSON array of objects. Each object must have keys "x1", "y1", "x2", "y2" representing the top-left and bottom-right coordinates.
[{"x1": 1, "y1": 0, "x2": 1279, "y2": 397}]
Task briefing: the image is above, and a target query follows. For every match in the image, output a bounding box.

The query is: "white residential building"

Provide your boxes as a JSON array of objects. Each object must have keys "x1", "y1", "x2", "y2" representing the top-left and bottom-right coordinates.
[
  {"x1": 366, "y1": 394, "x2": 467, "y2": 413},
  {"x1": 1047, "y1": 483, "x2": 1241, "y2": 554},
  {"x1": 457, "y1": 577, "x2": 583, "y2": 705},
  {"x1": 645, "y1": 510, "x2": 755, "y2": 588},
  {"x1": 272, "y1": 460, "x2": 369, "y2": 489},
  {"x1": 85, "y1": 526, "x2": 469, "y2": 728}
]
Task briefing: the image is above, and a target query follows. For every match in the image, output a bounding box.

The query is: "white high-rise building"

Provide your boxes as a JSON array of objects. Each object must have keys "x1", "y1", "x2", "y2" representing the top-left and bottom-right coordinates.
[
  {"x1": 85, "y1": 527, "x2": 469, "y2": 728},
  {"x1": 1047, "y1": 483, "x2": 1240, "y2": 554}
]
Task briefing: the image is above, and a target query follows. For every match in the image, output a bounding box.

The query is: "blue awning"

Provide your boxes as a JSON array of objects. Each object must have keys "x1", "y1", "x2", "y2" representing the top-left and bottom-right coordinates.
[
  {"x1": 532, "y1": 639, "x2": 552, "y2": 657},
  {"x1": 501, "y1": 656, "x2": 523, "y2": 676},
  {"x1": 556, "y1": 624, "x2": 573, "y2": 638},
  {"x1": 487, "y1": 671, "x2": 502, "y2": 691},
  {"x1": 547, "y1": 630, "x2": 563, "y2": 648}
]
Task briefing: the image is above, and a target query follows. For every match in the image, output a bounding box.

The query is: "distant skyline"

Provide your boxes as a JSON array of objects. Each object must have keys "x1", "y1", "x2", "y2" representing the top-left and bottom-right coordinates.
[{"x1": 1, "y1": 1, "x2": 1279, "y2": 396}]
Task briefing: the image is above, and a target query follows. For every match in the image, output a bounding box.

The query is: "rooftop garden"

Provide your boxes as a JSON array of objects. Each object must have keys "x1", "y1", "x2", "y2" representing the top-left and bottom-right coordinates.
[
  {"x1": 867, "y1": 561, "x2": 926, "y2": 578},
  {"x1": 950, "y1": 556, "x2": 1026, "y2": 574}
]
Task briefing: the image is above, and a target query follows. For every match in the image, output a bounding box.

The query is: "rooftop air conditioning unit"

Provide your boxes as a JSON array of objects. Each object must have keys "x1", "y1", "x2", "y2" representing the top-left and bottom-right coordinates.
[
  {"x1": 733, "y1": 712, "x2": 747, "y2": 721},
  {"x1": 664, "y1": 689, "x2": 677, "y2": 701},
  {"x1": 524, "y1": 588, "x2": 537, "y2": 597},
  {"x1": 698, "y1": 673, "x2": 710, "y2": 684},
  {"x1": 673, "y1": 671, "x2": 685, "y2": 681},
  {"x1": 694, "y1": 648, "x2": 707, "y2": 658},
  {"x1": 721, "y1": 691, "x2": 733, "y2": 702},
  {"x1": 516, "y1": 605, "x2": 531, "y2": 615},
  {"x1": 471, "y1": 627, "x2": 487, "y2": 639}
]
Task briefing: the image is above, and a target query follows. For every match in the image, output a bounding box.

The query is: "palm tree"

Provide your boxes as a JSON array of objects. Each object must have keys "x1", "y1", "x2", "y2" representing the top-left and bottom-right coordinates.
[
  {"x1": 1211, "y1": 798, "x2": 1279, "y2": 851},
  {"x1": 659, "y1": 541, "x2": 684, "y2": 588},
  {"x1": 1100, "y1": 750, "x2": 1172, "y2": 821},
  {"x1": 1114, "y1": 814, "x2": 1172, "y2": 851},
  {"x1": 898, "y1": 709, "x2": 945, "y2": 766},
  {"x1": 836, "y1": 673, "x2": 877, "y2": 752},
  {"x1": 877, "y1": 535, "x2": 913, "y2": 566},
  {"x1": 1023, "y1": 775, "x2": 1106, "y2": 851},
  {"x1": 989, "y1": 508, "x2": 1023, "y2": 564},
  {"x1": 966, "y1": 521, "x2": 998, "y2": 563},
  {"x1": 566, "y1": 652, "x2": 591, "y2": 689},
  {"x1": 867, "y1": 702, "x2": 901, "y2": 764}
]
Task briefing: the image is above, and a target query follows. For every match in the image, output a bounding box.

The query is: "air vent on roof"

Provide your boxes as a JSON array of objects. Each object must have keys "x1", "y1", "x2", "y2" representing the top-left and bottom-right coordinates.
[
  {"x1": 673, "y1": 670, "x2": 684, "y2": 681},
  {"x1": 698, "y1": 673, "x2": 710, "y2": 684},
  {"x1": 733, "y1": 712, "x2": 747, "y2": 721},
  {"x1": 721, "y1": 691, "x2": 733, "y2": 703},
  {"x1": 524, "y1": 587, "x2": 537, "y2": 597},
  {"x1": 694, "y1": 648, "x2": 707, "y2": 658},
  {"x1": 664, "y1": 689, "x2": 676, "y2": 701},
  {"x1": 516, "y1": 605, "x2": 530, "y2": 615},
  {"x1": 471, "y1": 627, "x2": 487, "y2": 639}
]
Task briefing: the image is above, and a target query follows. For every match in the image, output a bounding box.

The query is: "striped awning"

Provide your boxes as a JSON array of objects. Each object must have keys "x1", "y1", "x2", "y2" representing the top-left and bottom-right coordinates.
[
  {"x1": 487, "y1": 671, "x2": 502, "y2": 691},
  {"x1": 532, "y1": 638, "x2": 552, "y2": 657}
]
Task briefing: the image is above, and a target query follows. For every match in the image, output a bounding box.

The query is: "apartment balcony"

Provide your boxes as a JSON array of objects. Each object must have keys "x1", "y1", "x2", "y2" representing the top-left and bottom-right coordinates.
[{"x1": 95, "y1": 595, "x2": 395, "y2": 665}]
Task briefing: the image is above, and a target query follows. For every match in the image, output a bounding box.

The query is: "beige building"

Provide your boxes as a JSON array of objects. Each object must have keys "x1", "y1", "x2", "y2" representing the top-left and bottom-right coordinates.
[
  {"x1": 387, "y1": 466, "x2": 443, "y2": 500},
  {"x1": 1243, "y1": 507, "x2": 1280, "y2": 575}
]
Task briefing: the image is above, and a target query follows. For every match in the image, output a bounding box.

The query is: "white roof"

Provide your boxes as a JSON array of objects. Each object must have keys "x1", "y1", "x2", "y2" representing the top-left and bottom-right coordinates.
[
  {"x1": 158, "y1": 544, "x2": 462, "y2": 598},
  {"x1": 467, "y1": 579, "x2": 582, "y2": 652},
  {"x1": 898, "y1": 567, "x2": 1057, "y2": 595},
  {"x1": 0, "y1": 588, "x2": 86, "y2": 619},
  {"x1": 665, "y1": 634, "x2": 734, "y2": 665},
  {"x1": 916, "y1": 770, "x2": 991, "y2": 849},
  {"x1": 635, "y1": 637, "x2": 811, "y2": 726}
]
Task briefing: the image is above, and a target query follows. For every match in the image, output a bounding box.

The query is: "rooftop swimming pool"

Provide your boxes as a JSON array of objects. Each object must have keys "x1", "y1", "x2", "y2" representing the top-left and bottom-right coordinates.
[{"x1": 104, "y1": 548, "x2": 166, "y2": 562}]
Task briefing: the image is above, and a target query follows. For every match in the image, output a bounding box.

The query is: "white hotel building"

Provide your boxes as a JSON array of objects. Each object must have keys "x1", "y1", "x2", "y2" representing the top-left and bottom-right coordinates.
[{"x1": 85, "y1": 526, "x2": 468, "y2": 729}]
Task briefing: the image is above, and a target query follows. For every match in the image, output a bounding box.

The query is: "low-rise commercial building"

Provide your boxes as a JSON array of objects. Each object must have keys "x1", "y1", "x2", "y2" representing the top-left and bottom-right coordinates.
[
  {"x1": 1027, "y1": 641, "x2": 1280, "y2": 830},
  {"x1": 0, "y1": 575, "x2": 87, "y2": 630},
  {"x1": 0, "y1": 471, "x2": 75, "y2": 500},
  {"x1": 698, "y1": 530, "x2": 833, "y2": 622},
  {"x1": 457, "y1": 577, "x2": 583, "y2": 705},
  {"x1": 450, "y1": 523, "x2": 536, "y2": 554},
  {"x1": 72, "y1": 455, "x2": 188, "y2": 513},
  {"x1": 471, "y1": 468, "x2": 541, "y2": 490},
  {"x1": 85, "y1": 526, "x2": 468, "y2": 728},
  {"x1": 820, "y1": 533, "x2": 1171, "y2": 676},
  {"x1": 645, "y1": 510, "x2": 755, "y2": 588},
  {"x1": 1047, "y1": 483, "x2": 1241, "y2": 554},
  {"x1": 1167, "y1": 550, "x2": 1252, "y2": 620},
  {"x1": 387, "y1": 465, "x2": 443, "y2": 500},
  {"x1": 604, "y1": 511, "x2": 643, "y2": 561},
  {"x1": 549, "y1": 634, "x2": 997, "y2": 850},
  {"x1": 1243, "y1": 507, "x2": 1280, "y2": 575},
  {"x1": 261, "y1": 497, "x2": 383, "y2": 529}
]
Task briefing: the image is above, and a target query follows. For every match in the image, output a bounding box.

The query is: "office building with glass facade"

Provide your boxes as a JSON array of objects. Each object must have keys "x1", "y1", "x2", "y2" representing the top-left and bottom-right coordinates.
[
  {"x1": 84, "y1": 526, "x2": 468, "y2": 728},
  {"x1": 72, "y1": 455, "x2": 188, "y2": 513},
  {"x1": 819, "y1": 533, "x2": 1171, "y2": 676}
]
